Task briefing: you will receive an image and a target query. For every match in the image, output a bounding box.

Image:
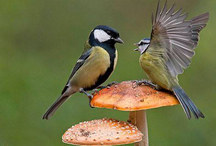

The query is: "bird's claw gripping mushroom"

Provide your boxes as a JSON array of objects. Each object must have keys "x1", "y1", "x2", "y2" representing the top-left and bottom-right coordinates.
[
  {"x1": 97, "y1": 81, "x2": 118, "y2": 90},
  {"x1": 79, "y1": 88, "x2": 94, "y2": 108},
  {"x1": 106, "y1": 81, "x2": 118, "y2": 87},
  {"x1": 134, "y1": 80, "x2": 157, "y2": 89},
  {"x1": 92, "y1": 88, "x2": 100, "y2": 94}
]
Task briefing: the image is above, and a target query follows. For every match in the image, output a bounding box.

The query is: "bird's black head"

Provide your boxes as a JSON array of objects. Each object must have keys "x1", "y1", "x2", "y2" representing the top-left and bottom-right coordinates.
[{"x1": 89, "y1": 25, "x2": 123, "y2": 47}]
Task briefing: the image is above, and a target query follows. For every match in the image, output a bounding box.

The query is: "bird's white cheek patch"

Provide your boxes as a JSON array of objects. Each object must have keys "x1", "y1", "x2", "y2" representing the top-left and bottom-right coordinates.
[
  {"x1": 94, "y1": 29, "x2": 111, "y2": 42},
  {"x1": 139, "y1": 44, "x2": 149, "y2": 54}
]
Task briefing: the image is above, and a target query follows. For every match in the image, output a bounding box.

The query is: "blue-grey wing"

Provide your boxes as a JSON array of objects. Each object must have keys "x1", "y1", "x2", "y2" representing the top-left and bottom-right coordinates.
[
  {"x1": 149, "y1": 1, "x2": 209, "y2": 77},
  {"x1": 61, "y1": 49, "x2": 92, "y2": 94}
]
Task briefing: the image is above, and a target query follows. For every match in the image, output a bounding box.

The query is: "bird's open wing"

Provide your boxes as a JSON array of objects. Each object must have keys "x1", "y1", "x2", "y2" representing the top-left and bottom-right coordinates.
[
  {"x1": 61, "y1": 49, "x2": 91, "y2": 94},
  {"x1": 148, "y1": 1, "x2": 209, "y2": 77}
]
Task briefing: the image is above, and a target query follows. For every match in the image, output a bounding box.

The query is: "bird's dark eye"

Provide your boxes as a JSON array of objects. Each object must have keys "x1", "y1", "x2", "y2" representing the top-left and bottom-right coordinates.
[
  {"x1": 139, "y1": 41, "x2": 149, "y2": 46},
  {"x1": 139, "y1": 42, "x2": 144, "y2": 45}
]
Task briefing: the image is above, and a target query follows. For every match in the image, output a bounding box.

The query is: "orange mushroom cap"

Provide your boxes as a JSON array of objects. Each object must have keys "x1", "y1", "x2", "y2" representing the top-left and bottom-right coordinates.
[
  {"x1": 62, "y1": 118, "x2": 143, "y2": 145},
  {"x1": 91, "y1": 81, "x2": 179, "y2": 111}
]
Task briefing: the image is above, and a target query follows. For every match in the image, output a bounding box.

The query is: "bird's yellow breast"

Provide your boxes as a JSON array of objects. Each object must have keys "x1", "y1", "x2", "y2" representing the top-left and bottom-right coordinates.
[
  {"x1": 114, "y1": 49, "x2": 118, "y2": 70},
  {"x1": 71, "y1": 47, "x2": 111, "y2": 89},
  {"x1": 139, "y1": 52, "x2": 173, "y2": 90}
]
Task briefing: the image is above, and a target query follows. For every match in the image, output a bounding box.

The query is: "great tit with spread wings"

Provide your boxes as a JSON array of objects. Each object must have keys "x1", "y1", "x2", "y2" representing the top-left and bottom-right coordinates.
[
  {"x1": 134, "y1": 2, "x2": 209, "y2": 119},
  {"x1": 42, "y1": 25, "x2": 123, "y2": 120}
]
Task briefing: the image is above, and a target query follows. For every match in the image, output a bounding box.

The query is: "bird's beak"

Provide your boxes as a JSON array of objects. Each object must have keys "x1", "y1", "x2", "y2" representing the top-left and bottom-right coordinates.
[
  {"x1": 134, "y1": 48, "x2": 139, "y2": 51},
  {"x1": 114, "y1": 37, "x2": 124, "y2": 44},
  {"x1": 134, "y1": 43, "x2": 139, "y2": 46},
  {"x1": 134, "y1": 43, "x2": 139, "y2": 51}
]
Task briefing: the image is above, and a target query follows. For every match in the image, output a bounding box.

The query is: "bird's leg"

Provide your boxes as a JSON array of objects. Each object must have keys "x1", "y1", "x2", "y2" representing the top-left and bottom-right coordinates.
[
  {"x1": 79, "y1": 88, "x2": 94, "y2": 108},
  {"x1": 91, "y1": 86, "x2": 106, "y2": 95},
  {"x1": 134, "y1": 80, "x2": 157, "y2": 89},
  {"x1": 144, "y1": 81, "x2": 157, "y2": 89},
  {"x1": 92, "y1": 88, "x2": 100, "y2": 94},
  {"x1": 92, "y1": 85, "x2": 110, "y2": 95}
]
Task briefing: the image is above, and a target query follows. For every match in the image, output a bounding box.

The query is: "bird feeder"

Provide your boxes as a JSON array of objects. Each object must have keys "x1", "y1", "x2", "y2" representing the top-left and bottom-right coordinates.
[
  {"x1": 62, "y1": 118, "x2": 143, "y2": 145},
  {"x1": 62, "y1": 81, "x2": 179, "y2": 145},
  {"x1": 91, "y1": 81, "x2": 179, "y2": 146}
]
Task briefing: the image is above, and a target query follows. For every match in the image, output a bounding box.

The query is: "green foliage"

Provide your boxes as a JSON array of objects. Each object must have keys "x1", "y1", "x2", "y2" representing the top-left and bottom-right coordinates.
[{"x1": 0, "y1": 0, "x2": 215, "y2": 145}]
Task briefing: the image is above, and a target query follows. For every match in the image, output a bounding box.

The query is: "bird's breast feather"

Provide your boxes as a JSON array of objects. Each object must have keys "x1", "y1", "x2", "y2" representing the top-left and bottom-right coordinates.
[{"x1": 70, "y1": 46, "x2": 111, "y2": 88}]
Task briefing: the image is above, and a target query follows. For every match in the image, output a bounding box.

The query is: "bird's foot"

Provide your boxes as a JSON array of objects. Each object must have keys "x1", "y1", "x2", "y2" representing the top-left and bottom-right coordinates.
[
  {"x1": 107, "y1": 81, "x2": 118, "y2": 87},
  {"x1": 96, "y1": 81, "x2": 118, "y2": 90},
  {"x1": 79, "y1": 88, "x2": 94, "y2": 108},
  {"x1": 92, "y1": 88, "x2": 100, "y2": 94},
  {"x1": 134, "y1": 80, "x2": 157, "y2": 89}
]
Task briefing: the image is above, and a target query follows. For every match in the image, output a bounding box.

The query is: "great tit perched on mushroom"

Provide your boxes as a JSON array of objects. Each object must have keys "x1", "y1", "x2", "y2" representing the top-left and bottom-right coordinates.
[
  {"x1": 43, "y1": 25, "x2": 123, "y2": 120},
  {"x1": 134, "y1": 1, "x2": 209, "y2": 119}
]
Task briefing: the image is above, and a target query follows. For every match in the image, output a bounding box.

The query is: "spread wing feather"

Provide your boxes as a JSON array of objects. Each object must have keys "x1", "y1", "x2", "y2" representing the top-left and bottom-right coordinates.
[{"x1": 149, "y1": 1, "x2": 209, "y2": 77}]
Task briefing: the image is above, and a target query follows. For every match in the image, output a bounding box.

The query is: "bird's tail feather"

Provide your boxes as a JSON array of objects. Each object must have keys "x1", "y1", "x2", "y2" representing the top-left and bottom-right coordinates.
[
  {"x1": 172, "y1": 86, "x2": 204, "y2": 119},
  {"x1": 42, "y1": 91, "x2": 75, "y2": 120}
]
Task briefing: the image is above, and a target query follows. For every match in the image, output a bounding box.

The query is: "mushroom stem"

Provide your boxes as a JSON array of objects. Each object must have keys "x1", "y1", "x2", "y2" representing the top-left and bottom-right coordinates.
[{"x1": 129, "y1": 111, "x2": 149, "y2": 146}]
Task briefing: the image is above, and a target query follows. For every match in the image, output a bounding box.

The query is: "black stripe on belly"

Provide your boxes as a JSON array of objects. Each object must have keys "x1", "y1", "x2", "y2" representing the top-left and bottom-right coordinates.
[{"x1": 84, "y1": 48, "x2": 116, "y2": 91}]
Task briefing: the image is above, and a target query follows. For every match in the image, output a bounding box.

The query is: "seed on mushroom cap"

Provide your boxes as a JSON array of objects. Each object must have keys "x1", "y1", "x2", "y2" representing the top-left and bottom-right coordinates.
[{"x1": 62, "y1": 118, "x2": 143, "y2": 145}]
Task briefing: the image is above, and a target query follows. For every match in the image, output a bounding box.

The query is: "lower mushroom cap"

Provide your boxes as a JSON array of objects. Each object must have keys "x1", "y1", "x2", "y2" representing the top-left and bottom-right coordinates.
[
  {"x1": 62, "y1": 118, "x2": 143, "y2": 145},
  {"x1": 91, "y1": 81, "x2": 179, "y2": 111}
]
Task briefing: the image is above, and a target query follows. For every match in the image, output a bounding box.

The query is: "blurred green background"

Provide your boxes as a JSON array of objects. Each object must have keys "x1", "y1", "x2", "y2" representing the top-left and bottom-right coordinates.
[{"x1": 0, "y1": 0, "x2": 215, "y2": 145}]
